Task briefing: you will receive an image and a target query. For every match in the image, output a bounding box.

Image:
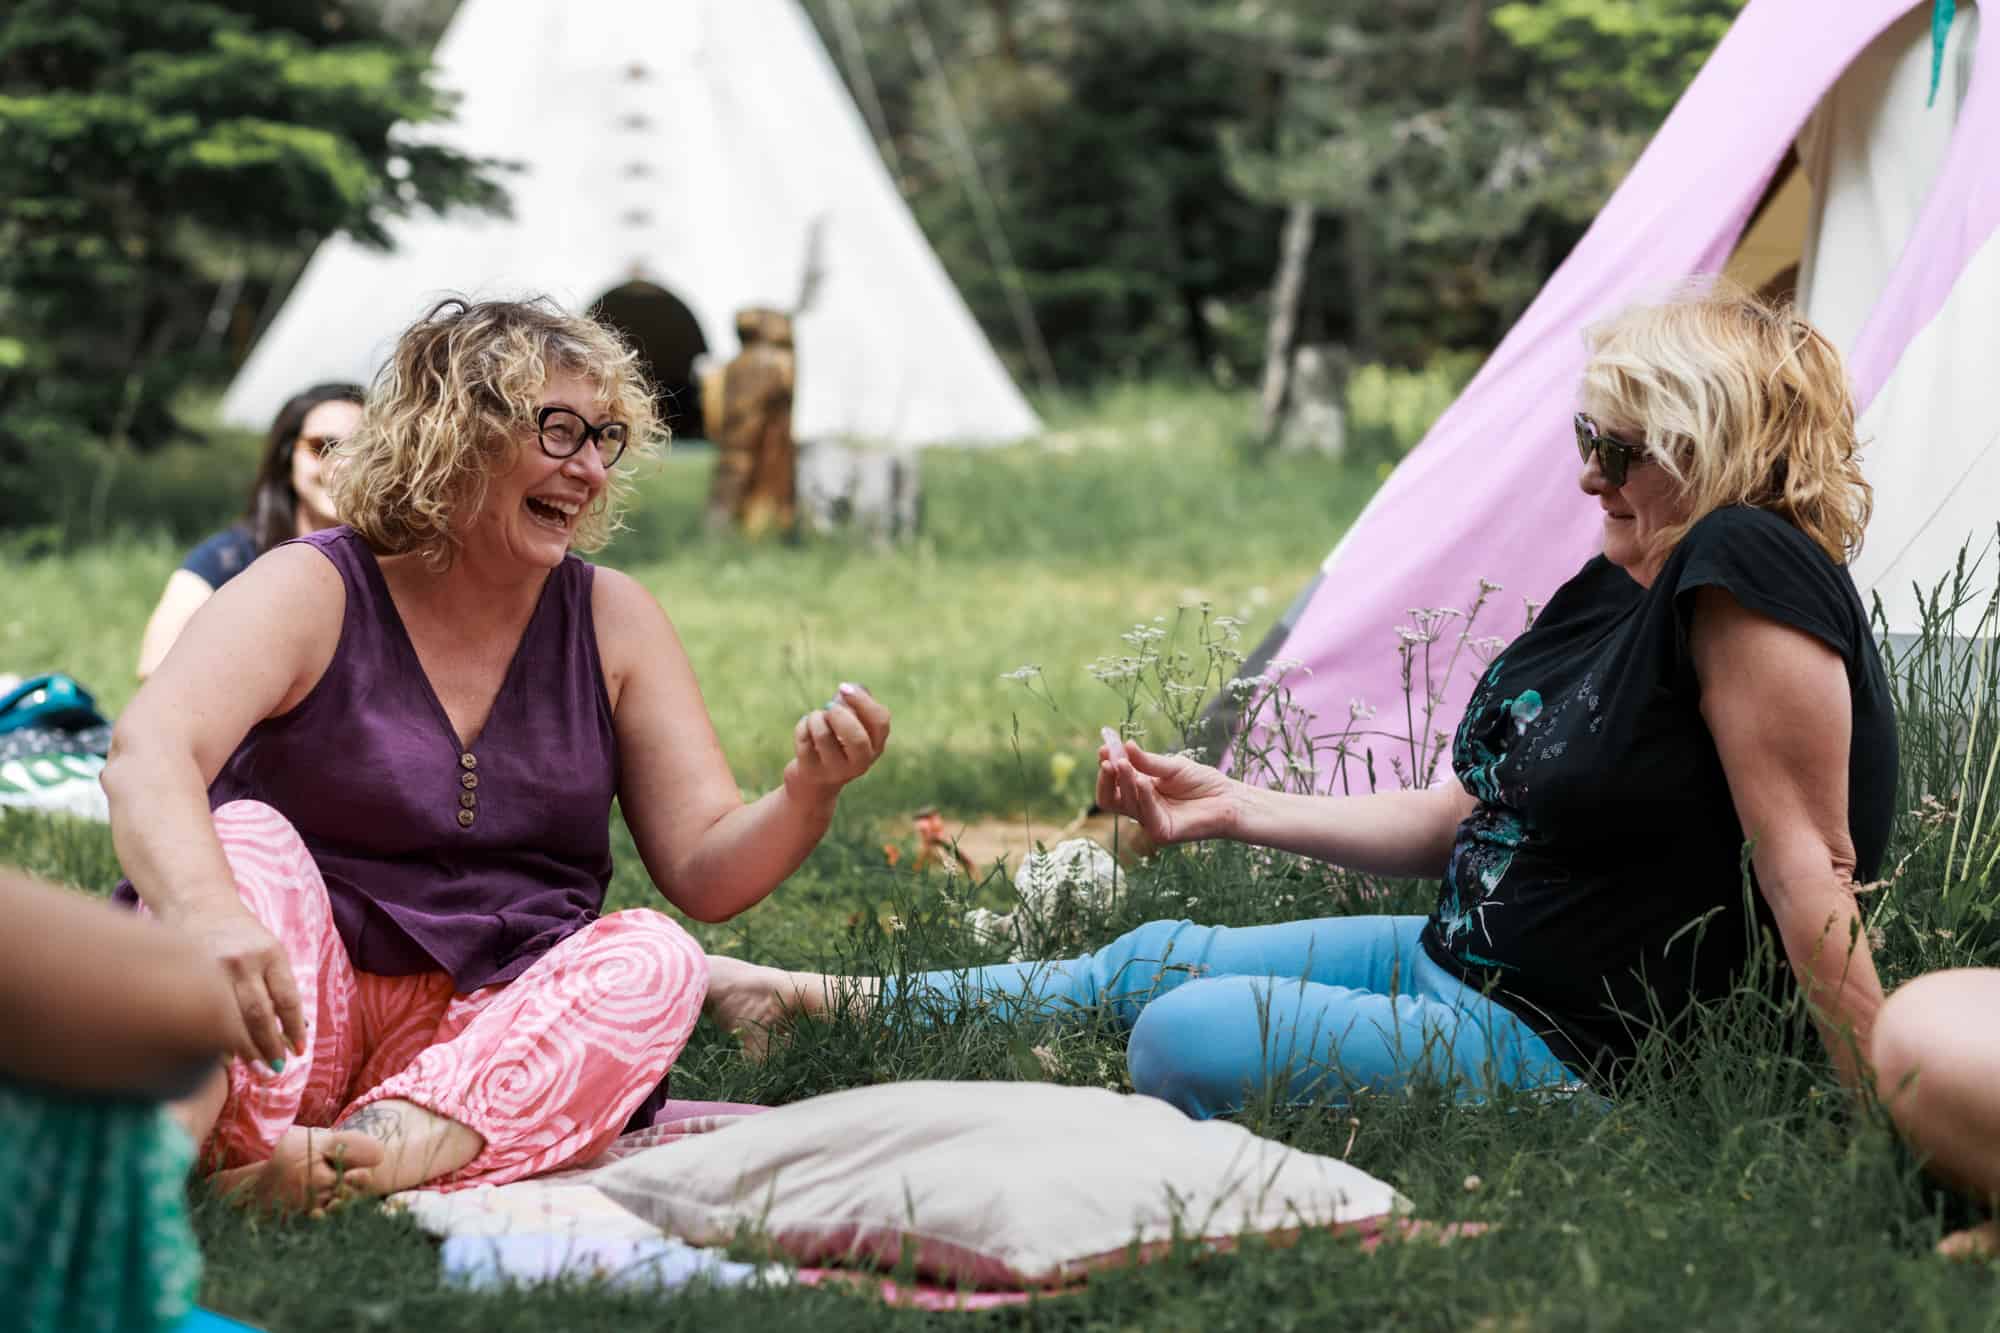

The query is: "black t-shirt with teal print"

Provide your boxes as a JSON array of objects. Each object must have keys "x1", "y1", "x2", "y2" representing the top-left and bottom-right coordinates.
[{"x1": 1418, "y1": 506, "x2": 1898, "y2": 1085}]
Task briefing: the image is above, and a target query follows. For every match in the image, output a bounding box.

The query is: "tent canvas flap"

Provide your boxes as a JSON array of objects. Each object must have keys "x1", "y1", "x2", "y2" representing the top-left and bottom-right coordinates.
[{"x1": 1260, "y1": 0, "x2": 1998, "y2": 788}]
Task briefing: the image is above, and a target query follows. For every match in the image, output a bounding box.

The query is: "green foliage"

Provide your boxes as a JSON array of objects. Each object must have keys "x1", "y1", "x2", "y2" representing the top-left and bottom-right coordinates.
[
  {"x1": 1870, "y1": 537, "x2": 2000, "y2": 970},
  {"x1": 0, "y1": 0, "x2": 505, "y2": 502},
  {"x1": 797, "y1": 2, "x2": 1740, "y2": 384},
  {"x1": 814, "y1": 3, "x2": 1280, "y2": 386},
  {"x1": 1344, "y1": 351, "x2": 1484, "y2": 468},
  {"x1": 1494, "y1": 0, "x2": 1747, "y2": 121},
  {"x1": 1204, "y1": 1, "x2": 1661, "y2": 365}
]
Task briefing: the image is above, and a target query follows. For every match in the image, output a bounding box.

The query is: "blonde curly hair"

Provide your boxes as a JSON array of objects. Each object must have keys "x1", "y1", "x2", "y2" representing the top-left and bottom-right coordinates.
[
  {"x1": 328, "y1": 296, "x2": 666, "y2": 560},
  {"x1": 1580, "y1": 283, "x2": 1872, "y2": 566}
]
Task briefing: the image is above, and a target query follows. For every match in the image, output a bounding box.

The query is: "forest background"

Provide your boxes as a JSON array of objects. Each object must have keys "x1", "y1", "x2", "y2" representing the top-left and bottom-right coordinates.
[{"x1": 1, "y1": 0, "x2": 1743, "y2": 529}]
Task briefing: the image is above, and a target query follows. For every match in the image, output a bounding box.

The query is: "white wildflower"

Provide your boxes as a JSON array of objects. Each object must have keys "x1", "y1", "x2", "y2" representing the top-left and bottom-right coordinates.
[{"x1": 1087, "y1": 656, "x2": 1143, "y2": 683}]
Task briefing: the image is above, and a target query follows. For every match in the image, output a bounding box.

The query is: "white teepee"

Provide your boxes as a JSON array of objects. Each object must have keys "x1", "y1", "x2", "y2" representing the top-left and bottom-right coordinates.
[{"x1": 221, "y1": 0, "x2": 1039, "y2": 448}]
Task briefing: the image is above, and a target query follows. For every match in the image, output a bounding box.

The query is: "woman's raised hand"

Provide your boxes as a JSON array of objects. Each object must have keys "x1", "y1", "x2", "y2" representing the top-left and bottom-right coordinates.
[
  {"x1": 1096, "y1": 730, "x2": 1242, "y2": 846},
  {"x1": 177, "y1": 903, "x2": 307, "y2": 1071},
  {"x1": 788, "y1": 683, "x2": 892, "y2": 799}
]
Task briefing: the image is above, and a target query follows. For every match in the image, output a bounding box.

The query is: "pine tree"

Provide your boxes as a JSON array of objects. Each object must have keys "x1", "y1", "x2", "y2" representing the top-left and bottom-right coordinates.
[{"x1": 0, "y1": 0, "x2": 505, "y2": 469}]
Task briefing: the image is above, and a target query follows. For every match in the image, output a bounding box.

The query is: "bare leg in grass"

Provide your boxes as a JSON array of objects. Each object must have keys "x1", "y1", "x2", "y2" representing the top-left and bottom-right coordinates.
[
  {"x1": 704, "y1": 955, "x2": 879, "y2": 1060},
  {"x1": 1870, "y1": 969, "x2": 2000, "y2": 1258}
]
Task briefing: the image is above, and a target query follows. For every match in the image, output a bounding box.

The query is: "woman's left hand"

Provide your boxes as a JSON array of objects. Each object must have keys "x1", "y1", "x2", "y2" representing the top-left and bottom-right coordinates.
[{"x1": 787, "y1": 683, "x2": 891, "y2": 800}]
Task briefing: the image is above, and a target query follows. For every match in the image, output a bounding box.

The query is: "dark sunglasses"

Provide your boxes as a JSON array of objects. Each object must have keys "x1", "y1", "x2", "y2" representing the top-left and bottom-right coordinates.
[
  {"x1": 1572, "y1": 412, "x2": 1645, "y2": 487},
  {"x1": 296, "y1": 434, "x2": 343, "y2": 459},
  {"x1": 536, "y1": 406, "x2": 629, "y2": 468}
]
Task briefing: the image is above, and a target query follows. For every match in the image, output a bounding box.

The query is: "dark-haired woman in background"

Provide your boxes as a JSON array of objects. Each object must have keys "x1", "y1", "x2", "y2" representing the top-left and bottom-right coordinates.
[{"x1": 136, "y1": 384, "x2": 364, "y2": 679}]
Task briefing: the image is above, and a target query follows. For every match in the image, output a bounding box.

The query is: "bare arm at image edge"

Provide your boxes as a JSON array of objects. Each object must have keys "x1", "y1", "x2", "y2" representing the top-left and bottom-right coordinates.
[{"x1": 0, "y1": 868, "x2": 238, "y2": 1099}]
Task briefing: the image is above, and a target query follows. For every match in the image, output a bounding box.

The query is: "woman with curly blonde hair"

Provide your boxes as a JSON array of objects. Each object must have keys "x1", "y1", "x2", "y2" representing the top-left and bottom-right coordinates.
[
  {"x1": 713, "y1": 285, "x2": 1897, "y2": 1120},
  {"x1": 106, "y1": 297, "x2": 890, "y2": 1209}
]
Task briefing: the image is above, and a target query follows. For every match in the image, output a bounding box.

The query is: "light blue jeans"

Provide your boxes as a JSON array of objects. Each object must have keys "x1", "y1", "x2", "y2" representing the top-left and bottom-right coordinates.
[{"x1": 888, "y1": 915, "x2": 1576, "y2": 1119}]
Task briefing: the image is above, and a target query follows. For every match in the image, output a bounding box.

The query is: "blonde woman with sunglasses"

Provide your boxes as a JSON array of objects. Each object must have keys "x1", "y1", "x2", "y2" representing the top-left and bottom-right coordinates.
[{"x1": 711, "y1": 286, "x2": 1897, "y2": 1124}]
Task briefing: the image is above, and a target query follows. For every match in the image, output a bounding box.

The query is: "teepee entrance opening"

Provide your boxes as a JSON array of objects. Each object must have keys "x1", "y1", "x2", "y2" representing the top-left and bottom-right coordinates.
[{"x1": 595, "y1": 281, "x2": 709, "y2": 440}]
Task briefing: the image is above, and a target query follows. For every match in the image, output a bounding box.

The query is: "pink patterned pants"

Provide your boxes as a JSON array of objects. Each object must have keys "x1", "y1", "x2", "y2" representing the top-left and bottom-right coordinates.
[{"x1": 200, "y1": 800, "x2": 708, "y2": 1190}]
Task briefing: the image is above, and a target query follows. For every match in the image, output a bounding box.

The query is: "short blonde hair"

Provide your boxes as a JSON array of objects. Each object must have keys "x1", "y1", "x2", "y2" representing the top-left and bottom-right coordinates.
[
  {"x1": 1580, "y1": 284, "x2": 1872, "y2": 565},
  {"x1": 330, "y1": 296, "x2": 666, "y2": 559}
]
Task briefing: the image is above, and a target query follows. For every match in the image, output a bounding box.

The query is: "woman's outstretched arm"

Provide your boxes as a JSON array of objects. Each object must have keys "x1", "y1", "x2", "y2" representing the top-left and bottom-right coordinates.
[
  {"x1": 595, "y1": 568, "x2": 889, "y2": 924},
  {"x1": 1096, "y1": 736, "x2": 1477, "y2": 880}
]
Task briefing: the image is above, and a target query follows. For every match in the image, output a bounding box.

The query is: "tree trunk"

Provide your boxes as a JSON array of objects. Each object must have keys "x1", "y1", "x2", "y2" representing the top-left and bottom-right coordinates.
[
  {"x1": 1462, "y1": 0, "x2": 1487, "y2": 71},
  {"x1": 1343, "y1": 207, "x2": 1381, "y2": 365},
  {"x1": 1258, "y1": 201, "x2": 1316, "y2": 440},
  {"x1": 988, "y1": 0, "x2": 1019, "y2": 64}
]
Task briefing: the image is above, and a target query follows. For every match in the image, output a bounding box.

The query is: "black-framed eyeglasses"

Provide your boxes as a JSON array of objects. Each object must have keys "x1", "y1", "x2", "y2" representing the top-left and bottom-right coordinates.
[
  {"x1": 1573, "y1": 412, "x2": 1644, "y2": 487},
  {"x1": 536, "y1": 406, "x2": 629, "y2": 468}
]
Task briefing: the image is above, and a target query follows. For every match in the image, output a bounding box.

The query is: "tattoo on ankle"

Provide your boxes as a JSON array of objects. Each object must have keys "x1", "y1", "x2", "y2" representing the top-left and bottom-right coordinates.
[{"x1": 334, "y1": 1103, "x2": 404, "y2": 1144}]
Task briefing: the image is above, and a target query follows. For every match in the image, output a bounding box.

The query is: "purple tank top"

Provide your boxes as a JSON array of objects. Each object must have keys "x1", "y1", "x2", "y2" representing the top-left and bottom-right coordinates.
[{"x1": 207, "y1": 527, "x2": 617, "y2": 991}]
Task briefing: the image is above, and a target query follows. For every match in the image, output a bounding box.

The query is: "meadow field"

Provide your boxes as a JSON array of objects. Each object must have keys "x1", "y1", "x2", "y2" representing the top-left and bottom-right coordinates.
[{"x1": 6, "y1": 385, "x2": 2000, "y2": 1331}]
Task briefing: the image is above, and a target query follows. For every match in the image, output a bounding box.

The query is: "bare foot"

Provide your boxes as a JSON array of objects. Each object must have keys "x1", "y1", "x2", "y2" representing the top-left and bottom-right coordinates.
[
  {"x1": 212, "y1": 1125, "x2": 387, "y2": 1215},
  {"x1": 1938, "y1": 1220, "x2": 2000, "y2": 1261},
  {"x1": 704, "y1": 955, "x2": 875, "y2": 1061}
]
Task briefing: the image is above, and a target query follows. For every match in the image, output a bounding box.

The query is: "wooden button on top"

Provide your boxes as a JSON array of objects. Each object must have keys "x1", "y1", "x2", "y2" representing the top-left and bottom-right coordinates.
[
  {"x1": 457, "y1": 808, "x2": 476, "y2": 827},
  {"x1": 460, "y1": 752, "x2": 478, "y2": 771},
  {"x1": 461, "y1": 772, "x2": 479, "y2": 790},
  {"x1": 460, "y1": 791, "x2": 477, "y2": 810}
]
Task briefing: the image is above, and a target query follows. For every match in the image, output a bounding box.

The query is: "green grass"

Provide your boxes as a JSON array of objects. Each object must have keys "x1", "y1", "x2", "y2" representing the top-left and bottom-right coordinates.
[{"x1": 9, "y1": 381, "x2": 2000, "y2": 1330}]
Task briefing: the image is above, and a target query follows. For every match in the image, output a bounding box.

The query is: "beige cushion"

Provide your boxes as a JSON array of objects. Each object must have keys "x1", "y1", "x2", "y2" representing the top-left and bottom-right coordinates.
[{"x1": 595, "y1": 1079, "x2": 1408, "y2": 1288}]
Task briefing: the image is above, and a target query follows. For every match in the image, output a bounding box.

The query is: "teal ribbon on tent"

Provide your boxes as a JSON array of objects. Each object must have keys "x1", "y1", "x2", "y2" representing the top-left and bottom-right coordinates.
[{"x1": 1928, "y1": 0, "x2": 1958, "y2": 107}]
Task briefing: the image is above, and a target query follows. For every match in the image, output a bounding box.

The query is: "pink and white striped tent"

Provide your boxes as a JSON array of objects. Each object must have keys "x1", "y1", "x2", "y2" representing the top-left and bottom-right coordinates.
[{"x1": 1250, "y1": 0, "x2": 1999, "y2": 791}]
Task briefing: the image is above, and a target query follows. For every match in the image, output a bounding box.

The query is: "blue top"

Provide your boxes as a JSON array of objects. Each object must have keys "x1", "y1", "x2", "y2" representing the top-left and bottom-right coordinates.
[{"x1": 180, "y1": 527, "x2": 260, "y2": 590}]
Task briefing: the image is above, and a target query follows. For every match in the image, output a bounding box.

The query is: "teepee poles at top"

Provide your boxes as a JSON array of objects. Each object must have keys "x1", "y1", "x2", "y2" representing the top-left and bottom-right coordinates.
[
  {"x1": 895, "y1": 0, "x2": 1061, "y2": 396},
  {"x1": 825, "y1": 0, "x2": 903, "y2": 178}
]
